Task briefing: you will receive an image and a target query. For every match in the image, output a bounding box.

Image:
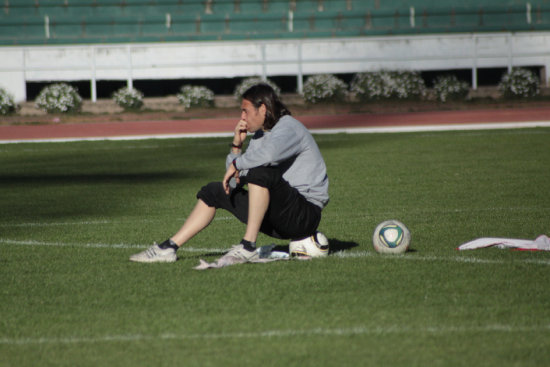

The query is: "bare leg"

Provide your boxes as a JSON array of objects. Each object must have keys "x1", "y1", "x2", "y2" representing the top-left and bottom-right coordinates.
[
  {"x1": 242, "y1": 183, "x2": 270, "y2": 243},
  {"x1": 170, "y1": 199, "x2": 216, "y2": 247}
]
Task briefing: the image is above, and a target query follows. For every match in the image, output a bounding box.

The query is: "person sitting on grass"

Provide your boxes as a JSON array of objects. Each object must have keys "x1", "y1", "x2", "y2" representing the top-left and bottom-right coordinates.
[{"x1": 129, "y1": 83, "x2": 329, "y2": 263}]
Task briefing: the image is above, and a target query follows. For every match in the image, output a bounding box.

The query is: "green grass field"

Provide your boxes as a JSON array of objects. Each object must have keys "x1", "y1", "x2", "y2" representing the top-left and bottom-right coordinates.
[{"x1": 1, "y1": 127, "x2": 550, "y2": 366}]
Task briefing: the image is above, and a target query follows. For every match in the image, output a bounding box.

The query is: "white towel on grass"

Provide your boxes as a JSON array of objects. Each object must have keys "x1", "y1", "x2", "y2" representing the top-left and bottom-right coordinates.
[
  {"x1": 458, "y1": 235, "x2": 550, "y2": 251},
  {"x1": 194, "y1": 245, "x2": 295, "y2": 270}
]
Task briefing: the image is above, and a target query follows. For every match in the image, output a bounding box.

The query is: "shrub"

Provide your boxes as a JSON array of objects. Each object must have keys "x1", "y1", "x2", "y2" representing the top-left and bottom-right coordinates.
[
  {"x1": 432, "y1": 75, "x2": 470, "y2": 102},
  {"x1": 350, "y1": 72, "x2": 389, "y2": 100},
  {"x1": 392, "y1": 70, "x2": 426, "y2": 99},
  {"x1": 234, "y1": 77, "x2": 281, "y2": 99},
  {"x1": 351, "y1": 70, "x2": 426, "y2": 101},
  {"x1": 35, "y1": 83, "x2": 82, "y2": 113},
  {"x1": 0, "y1": 87, "x2": 17, "y2": 115},
  {"x1": 302, "y1": 74, "x2": 348, "y2": 104},
  {"x1": 177, "y1": 85, "x2": 215, "y2": 108},
  {"x1": 113, "y1": 87, "x2": 144, "y2": 110},
  {"x1": 498, "y1": 68, "x2": 540, "y2": 98}
]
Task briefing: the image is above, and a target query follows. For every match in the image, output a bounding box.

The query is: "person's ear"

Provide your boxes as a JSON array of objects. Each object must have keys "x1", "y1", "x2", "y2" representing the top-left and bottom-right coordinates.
[{"x1": 259, "y1": 103, "x2": 267, "y2": 118}]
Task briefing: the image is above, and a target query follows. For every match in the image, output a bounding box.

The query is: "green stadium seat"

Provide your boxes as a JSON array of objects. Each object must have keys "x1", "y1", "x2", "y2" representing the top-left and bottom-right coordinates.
[
  {"x1": 229, "y1": 12, "x2": 287, "y2": 35},
  {"x1": 293, "y1": 0, "x2": 323, "y2": 13},
  {"x1": 264, "y1": 0, "x2": 291, "y2": 13},
  {"x1": 208, "y1": 0, "x2": 236, "y2": 15},
  {"x1": 48, "y1": 17, "x2": 83, "y2": 41},
  {"x1": 197, "y1": 13, "x2": 227, "y2": 35},
  {"x1": 0, "y1": 14, "x2": 45, "y2": 44},
  {"x1": 1, "y1": 0, "x2": 549, "y2": 44},
  {"x1": 0, "y1": 18, "x2": 40, "y2": 43},
  {"x1": 232, "y1": 0, "x2": 268, "y2": 14},
  {"x1": 169, "y1": 14, "x2": 201, "y2": 36},
  {"x1": 535, "y1": 4, "x2": 550, "y2": 26}
]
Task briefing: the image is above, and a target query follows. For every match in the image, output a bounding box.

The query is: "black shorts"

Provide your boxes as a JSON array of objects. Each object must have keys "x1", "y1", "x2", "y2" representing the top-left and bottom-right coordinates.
[{"x1": 197, "y1": 166, "x2": 321, "y2": 240}]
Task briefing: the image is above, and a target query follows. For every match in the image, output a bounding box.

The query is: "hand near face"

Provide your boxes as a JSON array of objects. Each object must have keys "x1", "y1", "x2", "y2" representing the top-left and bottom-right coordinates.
[{"x1": 233, "y1": 119, "x2": 248, "y2": 147}]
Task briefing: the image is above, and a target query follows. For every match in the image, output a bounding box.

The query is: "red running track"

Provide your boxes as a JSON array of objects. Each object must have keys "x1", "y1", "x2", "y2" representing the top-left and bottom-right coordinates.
[{"x1": 1, "y1": 107, "x2": 549, "y2": 141}]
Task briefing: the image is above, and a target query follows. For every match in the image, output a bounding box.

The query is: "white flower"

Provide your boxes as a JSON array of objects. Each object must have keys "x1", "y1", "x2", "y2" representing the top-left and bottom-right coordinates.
[
  {"x1": 35, "y1": 83, "x2": 82, "y2": 113},
  {"x1": 351, "y1": 71, "x2": 426, "y2": 101},
  {"x1": 177, "y1": 85, "x2": 214, "y2": 108},
  {"x1": 433, "y1": 75, "x2": 470, "y2": 102},
  {"x1": 302, "y1": 74, "x2": 348, "y2": 104},
  {"x1": 498, "y1": 68, "x2": 539, "y2": 98},
  {"x1": 113, "y1": 87, "x2": 144, "y2": 110},
  {"x1": 0, "y1": 87, "x2": 17, "y2": 115}
]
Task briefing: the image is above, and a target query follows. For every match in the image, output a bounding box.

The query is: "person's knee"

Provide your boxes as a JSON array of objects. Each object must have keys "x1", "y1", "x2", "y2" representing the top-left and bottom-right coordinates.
[
  {"x1": 196, "y1": 182, "x2": 225, "y2": 207},
  {"x1": 246, "y1": 167, "x2": 281, "y2": 189}
]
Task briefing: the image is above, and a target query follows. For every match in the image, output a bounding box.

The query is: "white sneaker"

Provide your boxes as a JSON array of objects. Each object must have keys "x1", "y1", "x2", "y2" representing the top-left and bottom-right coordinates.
[
  {"x1": 220, "y1": 244, "x2": 259, "y2": 262},
  {"x1": 289, "y1": 231, "x2": 329, "y2": 258},
  {"x1": 129, "y1": 243, "x2": 177, "y2": 263}
]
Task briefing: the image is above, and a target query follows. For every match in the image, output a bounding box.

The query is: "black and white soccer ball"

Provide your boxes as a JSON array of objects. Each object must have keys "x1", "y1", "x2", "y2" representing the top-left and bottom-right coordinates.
[
  {"x1": 289, "y1": 231, "x2": 329, "y2": 258},
  {"x1": 372, "y1": 220, "x2": 411, "y2": 254}
]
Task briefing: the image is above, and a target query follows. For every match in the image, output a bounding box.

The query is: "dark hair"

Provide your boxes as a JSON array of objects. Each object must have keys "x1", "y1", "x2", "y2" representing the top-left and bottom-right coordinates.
[{"x1": 241, "y1": 83, "x2": 291, "y2": 130}]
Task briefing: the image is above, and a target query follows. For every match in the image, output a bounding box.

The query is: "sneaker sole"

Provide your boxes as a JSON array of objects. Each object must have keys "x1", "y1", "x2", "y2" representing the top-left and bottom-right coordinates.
[{"x1": 129, "y1": 255, "x2": 177, "y2": 263}]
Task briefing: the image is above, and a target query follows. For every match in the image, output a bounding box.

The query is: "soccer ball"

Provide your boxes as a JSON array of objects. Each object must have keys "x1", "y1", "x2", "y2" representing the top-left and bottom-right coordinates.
[
  {"x1": 372, "y1": 220, "x2": 411, "y2": 254},
  {"x1": 289, "y1": 231, "x2": 329, "y2": 258}
]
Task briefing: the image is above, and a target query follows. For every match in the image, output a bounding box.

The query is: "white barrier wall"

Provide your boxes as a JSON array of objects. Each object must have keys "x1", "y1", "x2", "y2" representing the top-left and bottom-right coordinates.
[{"x1": 1, "y1": 32, "x2": 549, "y2": 102}]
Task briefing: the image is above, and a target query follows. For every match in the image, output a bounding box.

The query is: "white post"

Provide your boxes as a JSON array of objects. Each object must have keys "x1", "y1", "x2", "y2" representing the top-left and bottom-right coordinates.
[
  {"x1": 288, "y1": 10, "x2": 294, "y2": 32},
  {"x1": 44, "y1": 15, "x2": 50, "y2": 39},
  {"x1": 297, "y1": 42, "x2": 303, "y2": 94},
  {"x1": 261, "y1": 43, "x2": 267, "y2": 81},
  {"x1": 506, "y1": 33, "x2": 514, "y2": 73},
  {"x1": 409, "y1": 7, "x2": 415, "y2": 28},
  {"x1": 91, "y1": 46, "x2": 97, "y2": 102},
  {"x1": 127, "y1": 45, "x2": 133, "y2": 90},
  {"x1": 472, "y1": 35, "x2": 478, "y2": 90}
]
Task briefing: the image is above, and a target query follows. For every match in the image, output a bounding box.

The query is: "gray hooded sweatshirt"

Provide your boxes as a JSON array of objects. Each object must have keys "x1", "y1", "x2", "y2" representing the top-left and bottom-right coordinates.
[{"x1": 226, "y1": 115, "x2": 329, "y2": 209}]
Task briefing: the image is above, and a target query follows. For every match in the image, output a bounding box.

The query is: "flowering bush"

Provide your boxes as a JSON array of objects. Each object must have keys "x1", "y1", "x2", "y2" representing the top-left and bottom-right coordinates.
[
  {"x1": 234, "y1": 77, "x2": 281, "y2": 99},
  {"x1": 302, "y1": 74, "x2": 348, "y2": 104},
  {"x1": 113, "y1": 87, "x2": 144, "y2": 110},
  {"x1": 432, "y1": 75, "x2": 470, "y2": 102},
  {"x1": 351, "y1": 70, "x2": 426, "y2": 100},
  {"x1": 351, "y1": 72, "x2": 387, "y2": 100},
  {"x1": 0, "y1": 87, "x2": 17, "y2": 115},
  {"x1": 177, "y1": 85, "x2": 215, "y2": 108},
  {"x1": 498, "y1": 68, "x2": 540, "y2": 98},
  {"x1": 35, "y1": 83, "x2": 82, "y2": 113}
]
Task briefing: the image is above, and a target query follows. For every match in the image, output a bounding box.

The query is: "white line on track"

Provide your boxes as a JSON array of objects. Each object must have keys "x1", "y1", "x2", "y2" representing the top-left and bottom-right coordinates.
[
  {"x1": 1, "y1": 323, "x2": 548, "y2": 345},
  {"x1": 310, "y1": 121, "x2": 550, "y2": 135},
  {"x1": 1, "y1": 121, "x2": 549, "y2": 144}
]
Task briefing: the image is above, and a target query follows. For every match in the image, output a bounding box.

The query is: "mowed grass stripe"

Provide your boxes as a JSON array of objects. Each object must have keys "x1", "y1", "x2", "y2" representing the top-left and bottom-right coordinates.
[
  {"x1": 0, "y1": 238, "x2": 227, "y2": 252},
  {"x1": 0, "y1": 216, "x2": 237, "y2": 227},
  {"x1": 2, "y1": 323, "x2": 549, "y2": 346}
]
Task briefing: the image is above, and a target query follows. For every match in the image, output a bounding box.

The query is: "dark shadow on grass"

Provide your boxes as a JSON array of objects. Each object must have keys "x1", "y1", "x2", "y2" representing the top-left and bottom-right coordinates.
[
  {"x1": 0, "y1": 170, "x2": 210, "y2": 222},
  {"x1": 327, "y1": 238, "x2": 360, "y2": 254},
  {"x1": 270, "y1": 238, "x2": 360, "y2": 256},
  {"x1": 179, "y1": 251, "x2": 226, "y2": 260},
  {"x1": 0, "y1": 171, "x2": 196, "y2": 185},
  {"x1": 177, "y1": 238, "x2": 360, "y2": 261}
]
